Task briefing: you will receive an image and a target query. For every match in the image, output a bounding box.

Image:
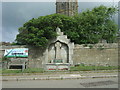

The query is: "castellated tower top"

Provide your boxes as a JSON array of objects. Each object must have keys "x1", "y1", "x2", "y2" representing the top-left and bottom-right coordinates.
[{"x1": 56, "y1": 0, "x2": 78, "y2": 16}]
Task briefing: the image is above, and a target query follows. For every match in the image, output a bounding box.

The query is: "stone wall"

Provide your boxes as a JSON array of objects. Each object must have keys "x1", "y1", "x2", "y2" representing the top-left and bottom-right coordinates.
[
  {"x1": 73, "y1": 44, "x2": 118, "y2": 66},
  {"x1": 0, "y1": 45, "x2": 28, "y2": 69},
  {"x1": 0, "y1": 43, "x2": 118, "y2": 69},
  {"x1": 27, "y1": 46, "x2": 45, "y2": 68},
  {"x1": 118, "y1": 37, "x2": 120, "y2": 66}
]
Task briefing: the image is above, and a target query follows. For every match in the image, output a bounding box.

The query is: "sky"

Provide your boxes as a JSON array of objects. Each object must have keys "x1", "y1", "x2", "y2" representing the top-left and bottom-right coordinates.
[{"x1": 1, "y1": 0, "x2": 119, "y2": 42}]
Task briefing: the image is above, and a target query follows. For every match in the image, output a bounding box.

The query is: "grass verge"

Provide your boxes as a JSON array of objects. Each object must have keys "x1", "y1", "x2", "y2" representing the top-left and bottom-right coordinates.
[
  {"x1": 2, "y1": 68, "x2": 44, "y2": 74},
  {"x1": 1, "y1": 65, "x2": 119, "y2": 74},
  {"x1": 70, "y1": 65, "x2": 119, "y2": 71}
]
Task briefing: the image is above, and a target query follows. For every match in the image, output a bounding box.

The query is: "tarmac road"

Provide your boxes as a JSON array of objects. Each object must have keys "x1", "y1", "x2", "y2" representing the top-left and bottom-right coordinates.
[{"x1": 2, "y1": 77, "x2": 118, "y2": 88}]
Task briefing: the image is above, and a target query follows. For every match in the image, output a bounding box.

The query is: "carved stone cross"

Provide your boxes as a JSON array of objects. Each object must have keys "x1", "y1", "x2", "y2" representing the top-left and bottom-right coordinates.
[{"x1": 55, "y1": 42, "x2": 62, "y2": 60}]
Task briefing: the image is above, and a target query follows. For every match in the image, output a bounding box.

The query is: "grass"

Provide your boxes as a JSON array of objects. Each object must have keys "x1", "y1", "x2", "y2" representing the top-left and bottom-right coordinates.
[
  {"x1": 2, "y1": 68, "x2": 44, "y2": 74},
  {"x1": 1, "y1": 65, "x2": 119, "y2": 74},
  {"x1": 2, "y1": 69, "x2": 22, "y2": 74},
  {"x1": 70, "y1": 65, "x2": 119, "y2": 71},
  {"x1": 23, "y1": 68, "x2": 44, "y2": 73}
]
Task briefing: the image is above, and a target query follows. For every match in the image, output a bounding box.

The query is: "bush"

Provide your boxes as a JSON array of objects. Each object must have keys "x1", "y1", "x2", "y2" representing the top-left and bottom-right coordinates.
[{"x1": 89, "y1": 45, "x2": 93, "y2": 49}]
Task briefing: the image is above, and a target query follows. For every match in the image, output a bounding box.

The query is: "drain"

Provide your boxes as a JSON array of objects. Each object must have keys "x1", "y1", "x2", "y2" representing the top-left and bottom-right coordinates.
[{"x1": 80, "y1": 80, "x2": 118, "y2": 87}]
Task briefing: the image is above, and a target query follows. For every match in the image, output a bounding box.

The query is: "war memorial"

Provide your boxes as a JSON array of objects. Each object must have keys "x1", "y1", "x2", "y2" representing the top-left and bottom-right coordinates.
[{"x1": 0, "y1": 0, "x2": 119, "y2": 71}]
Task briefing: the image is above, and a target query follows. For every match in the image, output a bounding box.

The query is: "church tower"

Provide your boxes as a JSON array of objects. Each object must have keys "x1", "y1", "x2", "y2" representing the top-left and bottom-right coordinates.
[{"x1": 56, "y1": 0, "x2": 78, "y2": 16}]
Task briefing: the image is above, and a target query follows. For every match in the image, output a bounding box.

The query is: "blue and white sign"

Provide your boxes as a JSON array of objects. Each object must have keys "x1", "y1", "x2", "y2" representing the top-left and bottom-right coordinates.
[{"x1": 4, "y1": 48, "x2": 28, "y2": 57}]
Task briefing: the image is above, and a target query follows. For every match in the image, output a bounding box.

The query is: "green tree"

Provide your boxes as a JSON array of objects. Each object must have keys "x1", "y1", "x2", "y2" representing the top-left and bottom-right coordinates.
[
  {"x1": 16, "y1": 5, "x2": 118, "y2": 47},
  {"x1": 16, "y1": 14, "x2": 75, "y2": 48},
  {"x1": 73, "y1": 5, "x2": 118, "y2": 44}
]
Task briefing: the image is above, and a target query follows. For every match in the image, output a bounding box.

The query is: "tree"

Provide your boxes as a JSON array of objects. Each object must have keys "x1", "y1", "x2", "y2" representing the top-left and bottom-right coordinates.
[
  {"x1": 16, "y1": 14, "x2": 75, "y2": 48},
  {"x1": 16, "y1": 5, "x2": 118, "y2": 47},
  {"x1": 73, "y1": 5, "x2": 118, "y2": 44}
]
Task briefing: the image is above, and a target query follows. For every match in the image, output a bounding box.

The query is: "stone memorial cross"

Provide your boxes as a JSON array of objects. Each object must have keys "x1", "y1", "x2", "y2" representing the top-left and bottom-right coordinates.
[{"x1": 55, "y1": 41, "x2": 62, "y2": 60}]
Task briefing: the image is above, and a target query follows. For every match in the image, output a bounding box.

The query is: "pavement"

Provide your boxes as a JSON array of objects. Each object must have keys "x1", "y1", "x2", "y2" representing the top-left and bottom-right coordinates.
[
  {"x1": 1, "y1": 70, "x2": 119, "y2": 81},
  {"x1": 2, "y1": 77, "x2": 118, "y2": 88}
]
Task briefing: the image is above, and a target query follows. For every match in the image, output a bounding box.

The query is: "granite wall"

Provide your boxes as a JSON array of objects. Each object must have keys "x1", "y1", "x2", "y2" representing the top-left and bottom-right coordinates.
[
  {"x1": 73, "y1": 43, "x2": 118, "y2": 66},
  {"x1": 0, "y1": 43, "x2": 118, "y2": 69}
]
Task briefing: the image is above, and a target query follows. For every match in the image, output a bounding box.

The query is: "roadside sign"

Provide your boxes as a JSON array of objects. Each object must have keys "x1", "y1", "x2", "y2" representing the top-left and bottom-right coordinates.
[{"x1": 4, "y1": 48, "x2": 28, "y2": 58}]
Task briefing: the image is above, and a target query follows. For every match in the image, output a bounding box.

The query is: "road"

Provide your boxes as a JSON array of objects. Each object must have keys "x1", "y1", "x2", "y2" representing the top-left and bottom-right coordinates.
[{"x1": 2, "y1": 77, "x2": 118, "y2": 88}]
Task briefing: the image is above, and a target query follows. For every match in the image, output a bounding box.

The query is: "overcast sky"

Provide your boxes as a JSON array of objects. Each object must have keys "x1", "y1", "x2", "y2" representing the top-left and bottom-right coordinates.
[{"x1": 1, "y1": 1, "x2": 119, "y2": 42}]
